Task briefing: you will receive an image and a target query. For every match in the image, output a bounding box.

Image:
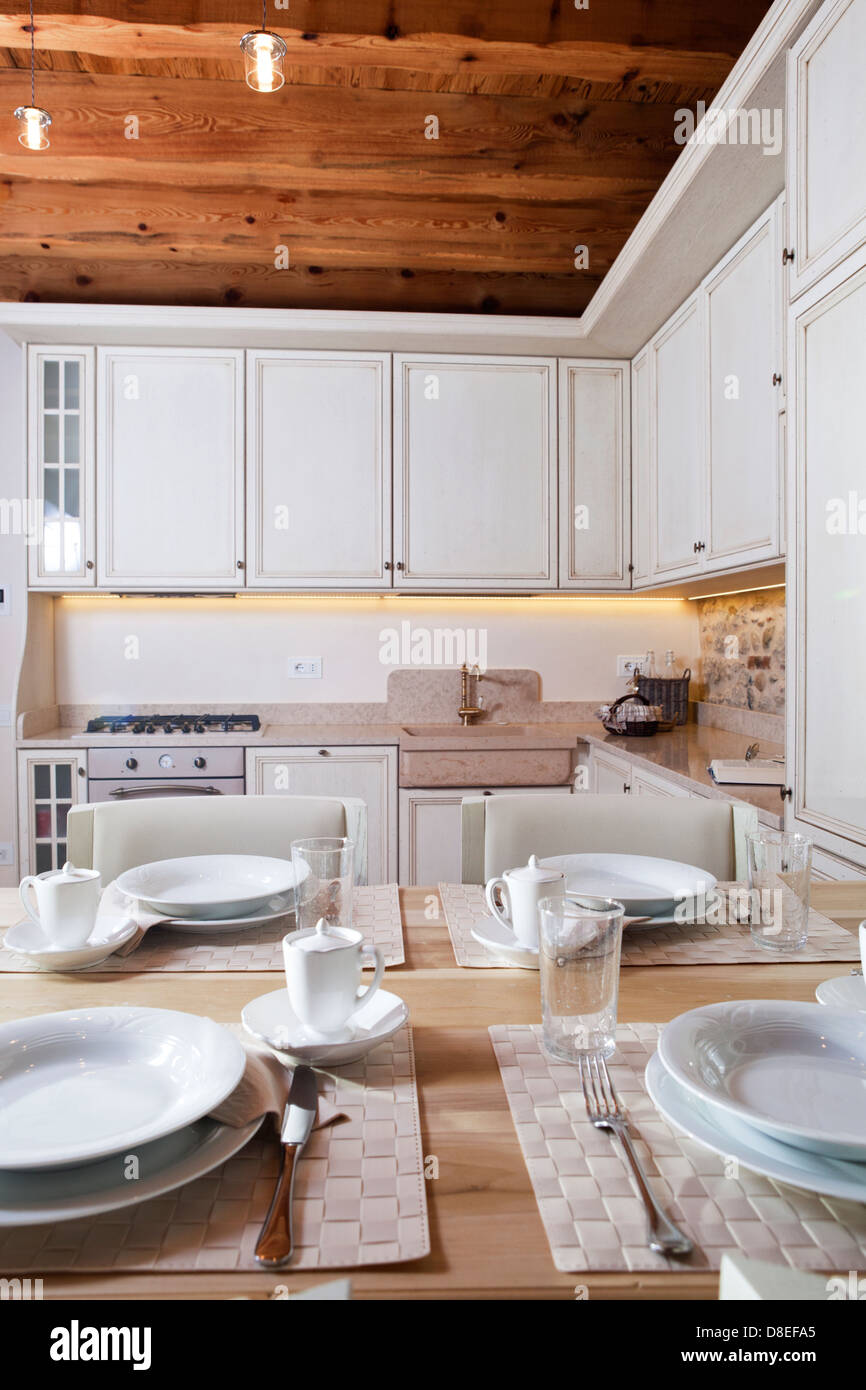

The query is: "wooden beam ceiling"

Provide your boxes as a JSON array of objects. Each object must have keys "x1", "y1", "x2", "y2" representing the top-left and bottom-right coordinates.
[{"x1": 0, "y1": 2, "x2": 773, "y2": 315}]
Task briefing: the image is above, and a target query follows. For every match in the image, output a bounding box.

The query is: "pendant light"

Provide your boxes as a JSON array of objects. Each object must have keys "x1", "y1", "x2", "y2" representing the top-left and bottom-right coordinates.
[
  {"x1": 14, "y1": 0, "x2": 51, "y2": 150},
  {"x1": 240, "y1": 0, "x2": 287, "y2": 93}
]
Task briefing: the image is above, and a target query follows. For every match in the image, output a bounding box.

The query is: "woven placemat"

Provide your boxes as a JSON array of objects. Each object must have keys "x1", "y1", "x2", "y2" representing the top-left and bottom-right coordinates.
[
  {"x1": 0, "y1": 884, "x2": 404, "y2": 973},
  {"x1": 490, "y1": 1023, "x2": 866, "y2": 1274},
  {"x1": 440, "y1": 882, "x2": 857, "y2": 967},
  {"x1": 0, "y1": 1025, "x2": 428, "y2": 1274}
]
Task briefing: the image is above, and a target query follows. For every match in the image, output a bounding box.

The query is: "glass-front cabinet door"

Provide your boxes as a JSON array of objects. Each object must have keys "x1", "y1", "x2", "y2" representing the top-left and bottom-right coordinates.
[
  {"x1": 27, "y1": 346, "x2": 95, "y2": 587},
  {"x1": 16, "y1": 751, "x2": 88, "y2": 877}
]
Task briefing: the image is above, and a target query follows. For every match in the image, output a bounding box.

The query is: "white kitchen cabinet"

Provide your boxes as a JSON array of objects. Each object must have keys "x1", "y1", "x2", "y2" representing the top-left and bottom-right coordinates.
[
  {"x1": 558, "y1": 360, "x2": 630, "y2": 589},
  {"x1": 399, "y1": 785, "x2": 572, "y2": 886},
  {"x1": 97, "y1": 348, "x2": 244, "y2": 589},
  {"x1": 589, "y1": 747, "x2": 634, "y2": 795},
  {"x1": 247, "y1": 745, "x2": 398, "y2": 884},
  {"x1": 27, "y1": 347, "x2": 95, "y2": 587},
  {"x1": 17, "y1": 749, "x2": 87, "y2": 877},
  {"x1": 787, "y1": 0, "x2": 866, "y2": 301},
  {"x1": 630, "y1": 348, "x2": 651, "y2": 587},
  {"x1": 704, "y1": 200, "x2": 782, "y2": 569},
  {"x1": 631, "y1": 767, "x2": 691, "y2": 798},
  {"x1": 785, "y1": 245, "x2": 866, "y2": 869},
  {"x1": 649, "y1": 293, "x2": 705, "y2": 580},
  {"x1": 246, "y1": 351, "x2": 391, "y2": 588},
  {"x1": 393, "y1": 354, "x2": 557, "y2": 589}
]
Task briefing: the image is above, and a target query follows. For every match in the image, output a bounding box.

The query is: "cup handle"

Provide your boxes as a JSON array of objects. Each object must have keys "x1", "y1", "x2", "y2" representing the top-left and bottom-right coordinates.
[
  {"x1": 485, "y1": 877, "x2": 512, "y2": 928},
  {"x1": 19, "y1": 876, "x2": 40, "y2": 923},
  {"x1": 353, "y1": 945, "x2": 384, "y2": 1013}
]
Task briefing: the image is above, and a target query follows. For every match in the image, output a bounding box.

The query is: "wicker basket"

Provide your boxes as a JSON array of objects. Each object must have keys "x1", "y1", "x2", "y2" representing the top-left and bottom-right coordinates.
[
  {"x1": 637, "y1": 669, "x2": 691, "y2": 726},
  {"x1": 600, "y1": 692, "x2": 660, "y2": 737}
]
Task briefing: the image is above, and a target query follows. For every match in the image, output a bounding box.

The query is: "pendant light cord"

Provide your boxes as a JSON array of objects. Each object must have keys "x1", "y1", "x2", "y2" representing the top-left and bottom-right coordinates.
[
  {"x1": 262, "y1": 0, "x2": 267, "y2": 32},
  {"x1": 30, "y1": 0, "x2": 35, "y2": 106}
]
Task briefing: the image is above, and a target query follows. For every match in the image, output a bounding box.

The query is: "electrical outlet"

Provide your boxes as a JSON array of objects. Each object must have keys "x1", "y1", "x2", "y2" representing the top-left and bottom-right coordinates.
[
  {"x1": 0, "y1": 843, "x2": 13, "y2": 866},
  {"x1": 288, "y1": 658, "x2": 322, "y2": 679},
  {"x1": 617, "y1": 655, "x2": 648, "y2": 679}
]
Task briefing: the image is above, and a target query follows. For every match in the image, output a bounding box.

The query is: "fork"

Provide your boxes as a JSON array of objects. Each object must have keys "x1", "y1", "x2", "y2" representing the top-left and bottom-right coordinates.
[{"x1": 578, "y1": 1052, "x2": 693, "y2": 1258}]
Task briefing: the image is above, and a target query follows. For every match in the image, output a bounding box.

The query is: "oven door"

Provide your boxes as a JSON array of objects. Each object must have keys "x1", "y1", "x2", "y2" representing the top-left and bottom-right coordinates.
[{"x1": 87, "y1": 778, "x2": 245, "y2": 802}]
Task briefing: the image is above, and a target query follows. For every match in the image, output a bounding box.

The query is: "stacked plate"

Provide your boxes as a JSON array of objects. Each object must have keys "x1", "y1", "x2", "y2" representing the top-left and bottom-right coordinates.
[
  {"x1": 647, "y1": 1000, "x2": 866, "y2": 1201},
  {"x1": 0, "y1": 1006, "x2": 257, "y2": 1226},
  {"x1": 540, "y1": 853, "x2": 718, "y2": 927},
  {"x1": 116, "y1": 854, "x2": 304, "y2": 932}
]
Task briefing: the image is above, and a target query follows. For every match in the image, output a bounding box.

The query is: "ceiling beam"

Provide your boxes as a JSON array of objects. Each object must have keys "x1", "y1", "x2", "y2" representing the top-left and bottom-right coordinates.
[{"x1": 0, "y1": 14, "x2": 741, "y2": 86}]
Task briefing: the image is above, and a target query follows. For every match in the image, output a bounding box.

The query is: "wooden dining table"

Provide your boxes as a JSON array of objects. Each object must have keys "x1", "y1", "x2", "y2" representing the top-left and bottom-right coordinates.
[{"x1": 0, "y1": 880, "x2": 863, "y2": 1302}]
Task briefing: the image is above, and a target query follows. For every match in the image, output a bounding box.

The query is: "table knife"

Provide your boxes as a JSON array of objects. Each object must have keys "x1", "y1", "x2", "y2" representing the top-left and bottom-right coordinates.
[{"x1": 254, "y1": 1064, "x2": 318, "y2": 1269}]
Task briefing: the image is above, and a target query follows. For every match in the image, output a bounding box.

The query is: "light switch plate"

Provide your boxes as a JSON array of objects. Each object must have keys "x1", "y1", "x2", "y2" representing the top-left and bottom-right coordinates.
[{"x1": 288, "y1": 658, "x2": 322, "y2": 679}]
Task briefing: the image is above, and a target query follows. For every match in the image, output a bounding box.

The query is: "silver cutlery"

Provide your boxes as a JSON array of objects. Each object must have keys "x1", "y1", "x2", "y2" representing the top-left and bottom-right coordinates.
[
  {"x1": 254, "y1": 1064, "x2": 318, "y2": 1269},
  {"x1": 578, "y1": 1051, "x2": 693, "y2": 1259}
]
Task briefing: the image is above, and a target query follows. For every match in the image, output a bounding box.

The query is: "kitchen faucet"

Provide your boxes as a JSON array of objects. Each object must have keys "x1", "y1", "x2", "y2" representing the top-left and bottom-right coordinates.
[{"x1": 459, "y1": 664, "x2": 484, "y2": 725}]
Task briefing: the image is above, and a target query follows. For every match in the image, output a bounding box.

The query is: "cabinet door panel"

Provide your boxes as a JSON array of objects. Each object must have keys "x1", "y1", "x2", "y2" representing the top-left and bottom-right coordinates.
[
  {"x1": 559, "y1": 361, "x2": 629, "y2": 589},
  {"x1": 98, "y1": 349, "x2": 243, "y2": 588},
  {"x1": 28, "y1": 347, "x2": 95, "y2": 587},
  {"x1": 705, "y1": 208, "x2": 779, "y2": 566},
  {"x1": 394, "y1": 355, "x2": 556, "y2": 588},
  {"x1": 651, "y1": 297, "x2": 704, "y2": 578},
  {"x1": 17, "y1": 750, "x2": 87, "y2": 877},
  {"x1": 630, "y1": 349, "x2": 651, "y2": 587},
  {"x1": 247, "y1": 352, "x2": 391, "y2": 587}
]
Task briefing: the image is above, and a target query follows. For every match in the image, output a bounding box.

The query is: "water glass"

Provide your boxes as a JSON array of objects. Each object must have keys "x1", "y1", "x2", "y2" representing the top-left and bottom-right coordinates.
[
  {"x1": 538, "y1": 895, "x2": 624, "y2": 1061},
  {"x1": 746, "y1": 829, "x2": 812, "y2": 952},
  {"x1": 290, "y1": 837, "x2": 355, "y2": 935}
]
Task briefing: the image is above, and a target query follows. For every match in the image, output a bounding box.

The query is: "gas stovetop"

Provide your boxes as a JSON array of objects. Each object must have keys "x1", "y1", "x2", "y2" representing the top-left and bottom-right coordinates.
[{"x1": 85, "y1": 714, "x2": 261, "y2": 735}]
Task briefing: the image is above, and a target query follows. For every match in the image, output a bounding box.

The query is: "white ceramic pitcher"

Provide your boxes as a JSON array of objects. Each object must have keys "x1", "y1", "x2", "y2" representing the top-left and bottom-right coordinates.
[
  {"x1": 485, "y1": 855, "x2": 565, "y2": 947},
  {"x1": 283, "y1": 918, "x2": 385, "y2": 1040},
  {"x1": 19, "y1": 862, "x2": 102, "y2": 948}
]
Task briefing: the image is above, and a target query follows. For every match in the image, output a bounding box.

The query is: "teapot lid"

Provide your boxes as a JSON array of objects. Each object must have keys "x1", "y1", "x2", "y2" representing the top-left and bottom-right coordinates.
[{"x1": 509, "y1": 854, "x2": 560, "y2": 882}]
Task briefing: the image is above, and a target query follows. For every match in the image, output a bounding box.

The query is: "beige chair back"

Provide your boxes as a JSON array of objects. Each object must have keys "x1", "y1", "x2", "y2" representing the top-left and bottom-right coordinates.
[
  {"x1": 67, "y1": 795, "x2": 368, "y2": 885},
  {"x1": 461, "y1": 792, "x2": 758, "y2": 884}
]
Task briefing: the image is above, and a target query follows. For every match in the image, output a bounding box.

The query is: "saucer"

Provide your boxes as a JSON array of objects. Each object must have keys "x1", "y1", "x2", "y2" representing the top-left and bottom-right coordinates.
[
  {"x1": 470, "y1": 915, "x2": 539, "y2": 969},
  {"x1": 4, "y1": 914, "x2": 137, "y2": 971},
  {"x1": 241, "y1": 987, "x2": 409, "y2": 1066},
  {"x1": 816, "y1": 973, "x2": 866, "y2": 1012}
]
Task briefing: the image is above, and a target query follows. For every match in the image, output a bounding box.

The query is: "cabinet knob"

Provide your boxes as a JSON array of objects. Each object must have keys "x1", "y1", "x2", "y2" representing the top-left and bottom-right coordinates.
[
  {"x1": 384, "y1": 561, "x2": 393, "y2": 571},
  {"x1": 318, "y1": 748, "x2": 330, "y2": 756},
  {"x1": 483, "y1": 789, "x2": 493, "y2": 796},
  {"x1": 772, "y1": 372, "x2": 782, "y2": 386},
  {"x1": 236, "y1": 560, "x2": 244, "y2": 570},
  {"x1": 693, "y1": 541, "x2": 706, "y2": 554},
  {"x1": 86, "y1": 560, "x2": 94, "y2": 570},
  {"x1": 780, "y1": 786, "x2": 793, "y2": 802},
  {"x1": 623, "y1": 781, "x2": 631, "y2": 794},
  {"x1": 78, "y1": 766, "x2": 86, "y2": 777},
  {"x1": 782, "y1": 247, "x2": 795, "y2": 265},
  {"x1": 395, "y1": 561, "x2": 405, "y2": 571}
]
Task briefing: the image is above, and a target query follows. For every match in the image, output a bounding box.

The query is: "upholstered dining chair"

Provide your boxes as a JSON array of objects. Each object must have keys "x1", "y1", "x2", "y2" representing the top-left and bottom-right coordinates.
[
  {"x1": 460, "y1": 792, "x2": 758, "y2": 884},
  {"x1": 67, "y1": 794, "x2": 369, "y2": 885}
]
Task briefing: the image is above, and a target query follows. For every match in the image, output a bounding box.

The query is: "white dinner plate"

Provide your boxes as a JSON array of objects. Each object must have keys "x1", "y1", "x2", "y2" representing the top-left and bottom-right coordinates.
[
  {"x1": 659, "y1": 1000, "x2": 866, "y2": 1160},
  {"x1": 0, "y1": 1006, "x2": 246, "y2": 1170},
  {"x1": 0, "y1": 1116, "x2": 262, "y2": 1227},
  {"x1": 242, "y1": 987, "x2": 409, "y2": 1067},
  {"x1": 3, "y1": 913, "x2": 137, "y2": 971},
  {"x1": 539, "y1": 853, "x2": 716, "y2": 917},
  {"x1": 116, "y1": 854, "x2": 301, "y2": 920},
  {"x1": 645, "y1": 1051, "x2": 866, "y2": 1205},
  {"x1": 470, "y1": 915, "x2": 539, "y2": 969},
  {"x1": 156, "y1": 892, "x2": 295, "y2": 934},
  {"x1": 816, "y1": 974, "x2": 866, "y2": 1012}
]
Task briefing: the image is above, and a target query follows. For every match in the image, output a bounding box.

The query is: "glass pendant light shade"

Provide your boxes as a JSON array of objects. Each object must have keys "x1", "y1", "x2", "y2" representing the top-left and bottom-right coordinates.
[
  {"x1": 14, "y1": 104, "x2": 50, "y2": 150},
  {"x1": 240, "y1": 29, "x2": 287, "y2": 91}
]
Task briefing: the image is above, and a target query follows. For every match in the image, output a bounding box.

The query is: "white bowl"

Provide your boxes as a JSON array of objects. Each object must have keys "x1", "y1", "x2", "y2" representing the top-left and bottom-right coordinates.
[
  {"x1": 539, "y1": 852, "x2": 716, "y2": 917},
  {"x1": 116, "y1": 854, "x2": 301, "y2": 919}
]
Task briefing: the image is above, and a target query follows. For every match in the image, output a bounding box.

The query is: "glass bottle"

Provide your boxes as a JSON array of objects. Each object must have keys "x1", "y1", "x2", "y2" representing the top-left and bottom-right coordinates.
[
  {"x1": 664, "y1": 649, "x2": 682, "y2": 677},
  {"x1": 644, "y1": 650, "x2": 658, "y2": 678}
]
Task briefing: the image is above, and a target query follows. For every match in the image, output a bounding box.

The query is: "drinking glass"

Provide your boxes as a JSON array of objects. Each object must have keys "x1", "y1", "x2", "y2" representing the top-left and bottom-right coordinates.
[
  {"x1": 746, "y1": 829, "x2": 812, "y2": 952},
  {"x1": 538, "y1": 895, "x2": 625, "y2": 1061},
  {"x1": 290, "y1": 837, "x2": 355, "y2": 935}
]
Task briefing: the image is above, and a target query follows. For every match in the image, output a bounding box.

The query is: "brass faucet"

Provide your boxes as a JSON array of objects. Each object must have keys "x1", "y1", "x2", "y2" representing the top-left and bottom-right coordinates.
[{"x1": 459, "y1": 664, "x2": 484, "y2": 725}]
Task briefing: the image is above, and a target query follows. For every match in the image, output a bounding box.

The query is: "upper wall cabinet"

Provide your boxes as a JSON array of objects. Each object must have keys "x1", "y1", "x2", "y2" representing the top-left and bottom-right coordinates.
[
  {"x1": 787, "y1": 0, "x2": 866, "y2": 301},
  {"x1": 97, "y1": 349, "x2": 244, "y2": 589},
  {"x1": 393, "y1": 354, "x2": 557, "y2": 589},
  {"x1": 704, "y1": 202, "x2": 781, "y2": 569},
  {"x1": 246, "y1": 351, "x2": 391, "y2": 588},
  {"x1": 650, "y1": 293, "x2": 705, "y2": 581},
  {"x1": 27, "y1": 347, "x2": 95, "y2": 588},
  {"x1": 558, "y1": 360, "x2": 630, "y2": 590}
]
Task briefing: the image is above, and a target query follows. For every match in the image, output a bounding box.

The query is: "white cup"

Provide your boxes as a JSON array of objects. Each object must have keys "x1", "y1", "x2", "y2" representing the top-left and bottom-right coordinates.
[
  {"x1": 485, "y1": 855, "x2": 565, "y2": 947},
  {"x1": 19, "y1": 862, "x2": 102, "y2": 948},
  {"x1": 283, "y1": 918, "x2": 385, "y2": 1040}
]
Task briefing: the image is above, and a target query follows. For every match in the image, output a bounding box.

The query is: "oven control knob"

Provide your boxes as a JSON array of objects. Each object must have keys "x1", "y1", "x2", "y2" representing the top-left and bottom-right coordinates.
[
  {"x1": 145, "y1": 724, "x2": 155, "y2": 734},
  {"x1": 194, "y1": 756, "x2": 206, "y2": 769},
  {"x1": 158, "y1": 754, "x2": 174, "y2": 770},
  {"x1": 125, "y1": 757, "x2": 138, "y2": 770}
]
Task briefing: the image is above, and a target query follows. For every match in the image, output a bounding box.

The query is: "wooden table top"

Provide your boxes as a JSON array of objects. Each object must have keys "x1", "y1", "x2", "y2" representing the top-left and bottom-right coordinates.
[{"x1": 0, "y1": 881, "x2": 863, "y2": 1302}]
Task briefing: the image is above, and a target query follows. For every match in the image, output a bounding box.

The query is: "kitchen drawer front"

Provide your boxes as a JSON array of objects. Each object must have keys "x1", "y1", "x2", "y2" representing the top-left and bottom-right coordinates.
[{"x1": 399, "y1": 785, "x2": 572, "y2": 886}]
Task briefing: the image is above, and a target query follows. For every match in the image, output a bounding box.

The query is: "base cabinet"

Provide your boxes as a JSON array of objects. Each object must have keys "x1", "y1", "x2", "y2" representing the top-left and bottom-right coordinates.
[
  {"x1": 17, "y1": 750, "x2": 88, "y2": 877},
  {"x1": 246, "y1": 746, "x2": 397, "y2": 885},
  {"x1": 399, "y1": 786, "x2": 572, "y2": 886},
  {"x1": 589, "y1": 748, "x2": 634, "y2": 795}
]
